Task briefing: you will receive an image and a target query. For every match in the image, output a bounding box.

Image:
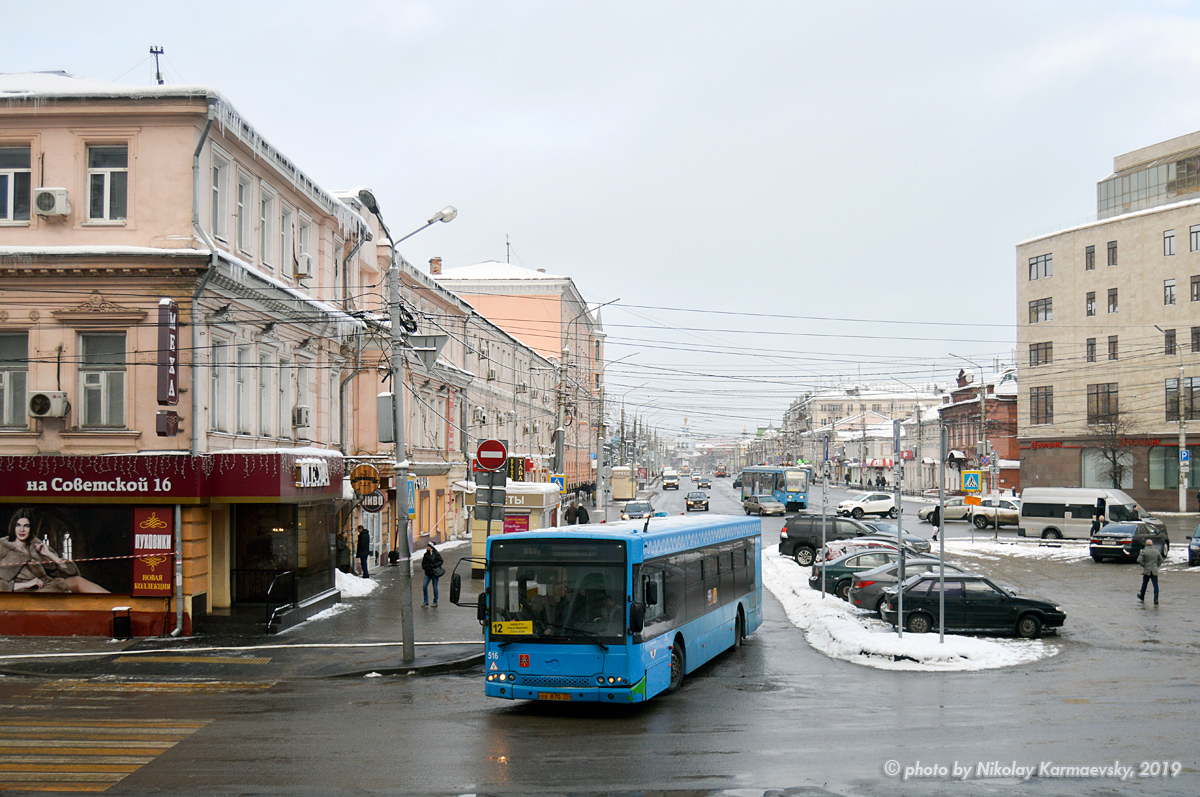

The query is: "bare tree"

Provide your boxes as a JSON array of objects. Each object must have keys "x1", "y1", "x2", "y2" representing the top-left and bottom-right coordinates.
[{"x1": 1082, "y1": 409, "x2": 1139, "y2": 488}]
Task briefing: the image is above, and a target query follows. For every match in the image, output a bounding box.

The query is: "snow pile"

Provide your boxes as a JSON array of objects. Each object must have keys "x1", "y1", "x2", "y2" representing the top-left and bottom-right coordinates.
[
  {"x1": 943, "y1": 539, "x2": 1093, "y2": 563},
  {"x1": 295, "y1": 603, "x2": 352, "y2": 625},
  {"x1": 762, "y1": 546, "x2": 1060, "y2": 671},
  {"x1": 336, "y1": 569, "x2": 380, "y2": 597}
]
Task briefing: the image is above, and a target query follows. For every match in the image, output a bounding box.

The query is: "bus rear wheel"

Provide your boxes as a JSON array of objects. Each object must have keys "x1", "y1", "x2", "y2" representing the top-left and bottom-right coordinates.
[
  {"x1": 668, "y1": 642, "x2": 685, "y2": 692},
  {"x1": 735, "y1": 610, "x2": 746, "y2": 648}
]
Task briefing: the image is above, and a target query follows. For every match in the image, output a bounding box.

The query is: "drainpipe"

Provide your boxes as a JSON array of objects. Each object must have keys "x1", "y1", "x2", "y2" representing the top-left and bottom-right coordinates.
[
  {"x1": 336, "y1": 236, "x2": 368, "y2": 451},
  {"x1": 171, "y1": 503, "x2": 184, "y2": 636},
  {"x1": 191, "y1": 98, "x2": 219, "y2": 458}
]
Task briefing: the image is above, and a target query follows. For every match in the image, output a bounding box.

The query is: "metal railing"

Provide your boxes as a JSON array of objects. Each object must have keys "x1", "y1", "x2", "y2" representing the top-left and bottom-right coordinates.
[{"x1": 265, "y1": 570, "x2": 297, "y2": 634}]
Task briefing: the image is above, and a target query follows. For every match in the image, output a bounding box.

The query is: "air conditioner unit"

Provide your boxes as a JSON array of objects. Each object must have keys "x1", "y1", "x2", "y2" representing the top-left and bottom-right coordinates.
[
  {"x1": 291, "y1": 405, "x2": 310, "y2": 428},
  {"x1": 294, "y1": 252, "x2": 312, "y2": 280},
  {"x1": 487, "y1": 369, "x2": 497, "y2": 381},
  {"x1": 33, "y1": 188, "x2": 71, "y2": 217},
  {"x1": 28, "y1": 390, "x2": 70, "y2": 418},
  {"x1": 516, "y1": 382, "x2": 528, "y2": 394},
  {"x1": 529, "y1": 388, "x2": 539, "y2": 399},
  {"x1": 478, "y1": 345, "x2": 489, "y2": 359}
]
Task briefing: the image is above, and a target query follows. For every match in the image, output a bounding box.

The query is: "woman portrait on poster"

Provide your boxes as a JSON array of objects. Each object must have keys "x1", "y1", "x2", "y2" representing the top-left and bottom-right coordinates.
[{"x1": 0, "y1": 508, "x2": 109, "y2": 593}]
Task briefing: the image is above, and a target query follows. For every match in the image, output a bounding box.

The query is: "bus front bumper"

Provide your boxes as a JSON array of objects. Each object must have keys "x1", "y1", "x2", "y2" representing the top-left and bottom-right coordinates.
[{"x1": 486, "y1": 682, "x2": 645, "y2": 703}]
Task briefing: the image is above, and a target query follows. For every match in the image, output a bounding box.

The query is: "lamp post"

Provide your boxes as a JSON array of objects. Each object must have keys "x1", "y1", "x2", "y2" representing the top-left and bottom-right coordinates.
[
  {"x1": 950, "y1": 353, "x2": 990, "y2": 495},
  {"x1": 357, "y1": 189, "x2": 456, "y2": 662},
  {"x1": 1156, "y1": 324, "x2": 1188, "y2": 511}
]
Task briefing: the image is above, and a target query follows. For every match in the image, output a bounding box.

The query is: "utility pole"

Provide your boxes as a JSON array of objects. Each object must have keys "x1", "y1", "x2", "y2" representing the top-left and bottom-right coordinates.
[
  {"x1": 1178, "y1": 359, "x2": 1187, "y2": 512},
  {"x1": 388, "y1": 265, "x2": 415, "y2": 662}
]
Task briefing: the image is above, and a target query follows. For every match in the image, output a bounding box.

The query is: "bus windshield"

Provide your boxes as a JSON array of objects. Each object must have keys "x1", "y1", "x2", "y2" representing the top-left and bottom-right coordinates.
[
  {"x1": 489, "y1": 539, "x2": 627, "y2": 642},
  {"x1": 785, "y1": 469, "x2": 808, "y2": 493}
]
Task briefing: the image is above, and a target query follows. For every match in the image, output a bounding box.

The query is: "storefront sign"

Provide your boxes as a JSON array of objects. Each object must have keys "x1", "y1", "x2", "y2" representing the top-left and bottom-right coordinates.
[
  {"x1": 0, "y1": 504, "x2": 135, "y2": 595},
  {"x1": 350, "y1": 464, "x2": 380, "y2": 495},
  {"x1": 503, "y1": 514, "x2": 530, "y2": 534},
  {"x1": 359, "y1": 490, "x2": 386, "y2": 513},
  {"x1": 157, "y1": 298, "x2": 179, "y2": 406},
  {"x1": 132, "y1": 507, "x2": 174, "y2": 596},
  {"x1": 156, "y1": 410, "x2": 179, "y2": 437},
  {"x1": 294, "y1": 459, "x2": 331, "y2": 489}
]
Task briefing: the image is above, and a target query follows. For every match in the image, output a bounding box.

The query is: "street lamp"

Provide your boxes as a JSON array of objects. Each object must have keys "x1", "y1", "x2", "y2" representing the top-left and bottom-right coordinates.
[
  {"x1": 1155, "y1": 324, "x2": 1188, "y2": 511},
  {"x1": 357, "y1": 188, "x2": 456, "y2": 663}
]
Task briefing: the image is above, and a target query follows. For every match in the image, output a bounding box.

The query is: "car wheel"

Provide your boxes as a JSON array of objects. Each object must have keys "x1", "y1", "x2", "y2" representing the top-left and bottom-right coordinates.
[
  {"x1": 1042, "y1": 529, "x2": 1062, "y2": 540},
  {"x1": 851, "y1": 508, "x2": 864, "y2": 519},
  {"x1": 793, "y1": 547, "x2": 815, "y2": 567},
  {"x1": 875, "y1": 596, "x2": 889, "y2": 617},
  {"x1": 1016, "y1": 614, "x2": 1042, "y2": 639},
  {"x1": 973, "y1": 514, "x2": 989, "y2": 529},
  {"x1": 888, "y1": 507, "x2": 898, "y2": 519},
  {"x1": 906, "y1": 613, "x2": 933, "y2": 634},
  {"x1": 668, "y1": 641, "x2": 685, "y2": 692},
  {"x1": 835, "y1": 581, "x2": 851, "y2": 601}
]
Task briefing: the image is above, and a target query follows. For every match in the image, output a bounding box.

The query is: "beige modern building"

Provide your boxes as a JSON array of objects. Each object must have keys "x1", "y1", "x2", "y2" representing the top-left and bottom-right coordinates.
[{"x1": 1017, "y1": 130, "x2": 1200, "y2": 510}]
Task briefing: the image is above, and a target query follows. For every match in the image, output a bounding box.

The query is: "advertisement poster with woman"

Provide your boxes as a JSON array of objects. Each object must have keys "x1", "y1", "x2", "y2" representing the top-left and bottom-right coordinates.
[{"x1": 1, "y1": 505, "x2": 143, "y2": 594}]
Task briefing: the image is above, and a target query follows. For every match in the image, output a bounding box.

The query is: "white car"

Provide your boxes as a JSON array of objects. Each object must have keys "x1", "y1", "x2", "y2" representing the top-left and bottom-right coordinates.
[
  {"x1": 917, "y1": 497, "x2": 971, "y2": 523},
  {"x1": 837, "y1": 492, "x2": 897, "y2": 519}
]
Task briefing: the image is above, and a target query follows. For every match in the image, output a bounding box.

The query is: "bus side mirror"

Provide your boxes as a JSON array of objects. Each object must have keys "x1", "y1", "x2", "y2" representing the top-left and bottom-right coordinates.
[
  {"x1": 629, "y1": 602, "x2": 645, "y2": 633},
  {"x1": 645, "y1": 579, "x2": 659, "y2": 606},
  {"x1": 449, "y1": 574, "x2": 462, "y2": 605},
  {"x1": 476, "y1": 593, "x2": 489, "y2": 625}
]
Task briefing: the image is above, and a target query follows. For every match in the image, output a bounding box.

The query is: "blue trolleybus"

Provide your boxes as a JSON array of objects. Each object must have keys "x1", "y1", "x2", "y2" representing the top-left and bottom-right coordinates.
[
  {"x1": 458, "y1": 514, "x2": 761, "y2": 704},
  {"x1": 739, "y1": 465, "x2": 810, "y2": 510}
]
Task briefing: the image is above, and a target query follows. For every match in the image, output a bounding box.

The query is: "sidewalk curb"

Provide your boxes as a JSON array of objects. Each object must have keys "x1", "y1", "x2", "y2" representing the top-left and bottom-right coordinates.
[{"x1": 328, "y1": 651, "x2": 485, "y2": 679}]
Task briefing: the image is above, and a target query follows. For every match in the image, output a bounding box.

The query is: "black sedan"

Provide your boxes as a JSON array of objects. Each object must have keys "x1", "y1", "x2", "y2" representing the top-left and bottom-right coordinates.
[
  {"x1": 685, "y1": 491, "x2": 709, "y2": 512},
  {"x1": 1090, "y1": 521, "x2": 1170, "y2": 563},
  {"x1": 880, "y1": 573, "x2": 1065, "y2": 639}
]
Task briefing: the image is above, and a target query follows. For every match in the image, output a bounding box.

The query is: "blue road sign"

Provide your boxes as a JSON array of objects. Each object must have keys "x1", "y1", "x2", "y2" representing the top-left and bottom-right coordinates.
[
  {"x1": 550, "y1": 474, "x2": 565, "y2": 494},
  {"x1": 961, "y1": 471, "x2": 983, "y2": 492},
  {"x1": 1182, "y1": 450, "x2": 1190, "y2": 462}
]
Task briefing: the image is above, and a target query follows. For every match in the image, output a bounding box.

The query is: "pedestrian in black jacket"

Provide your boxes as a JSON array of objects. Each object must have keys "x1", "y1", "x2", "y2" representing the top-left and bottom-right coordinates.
[
  {"x1": 576, "y1": 504, "x2": 590, "y2": 524},
  {"x1": 355, "y1": 526, "x2": 371, "y2": 579},
  {"x1": 421, "y1": 542, "x2": 445, "y2": 607}
]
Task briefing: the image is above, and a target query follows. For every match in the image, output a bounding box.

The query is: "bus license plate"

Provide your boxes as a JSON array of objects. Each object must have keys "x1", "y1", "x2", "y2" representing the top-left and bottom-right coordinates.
[{"x1": 539, "y1": 692, "x2": 571, "y2": 701}]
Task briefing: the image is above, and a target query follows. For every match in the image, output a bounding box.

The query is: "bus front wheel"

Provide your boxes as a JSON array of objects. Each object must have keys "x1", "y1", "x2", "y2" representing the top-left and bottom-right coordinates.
[{"x1": 668, "y1": 641, "x2": 685, "y2": 692}]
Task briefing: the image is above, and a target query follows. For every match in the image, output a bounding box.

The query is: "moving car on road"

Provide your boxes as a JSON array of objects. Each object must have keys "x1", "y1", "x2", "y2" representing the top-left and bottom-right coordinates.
[
  {"x1": 837, "y1": 493, "x2": 897, "y2": 519},
  {"x1": 621, "y1": 500, "x2": 655, "y2": 521},
  {"x1": 685, "y1": 491, "x2": 709, "y2": 512},
  {"x1": 918, "y1": 497, "x2": 970, "y2": 523},
  {"x1": 1089, "y1": 521, "x2": 1170, "y2": 563},
  {"x1": 744, "y1": 495, "x2": 786, "y2": 516},
  {"x1": 696, "y1": 476, "x2": 712, "y2": 489},
  {"x1": 1018, "y1": 487, "x2": 1163, "y2": 540},
  {"x1": 848, "y1": 558, "x2": 970, "y2": 616},
  {"x1": 969, "y1": 496, "x2": 1021, "y2": 529},
  {"x1": 881, "y1": 573, "x2": 1066, "y2": 638}
]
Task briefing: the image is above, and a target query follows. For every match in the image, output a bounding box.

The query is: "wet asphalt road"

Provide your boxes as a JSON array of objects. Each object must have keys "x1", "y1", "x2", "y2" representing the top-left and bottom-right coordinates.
[{"x1": 0, "y1": 479, "x2": 1196, "y2": 795}]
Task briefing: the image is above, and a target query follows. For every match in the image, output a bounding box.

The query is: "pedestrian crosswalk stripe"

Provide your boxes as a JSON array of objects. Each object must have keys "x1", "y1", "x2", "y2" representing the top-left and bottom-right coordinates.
[
  {"x1": 0, "y1": 717, "x2": 208, "y2": 792},
  {"x1": 113, "y1": 655, "x2": 272, "y2": 665}
]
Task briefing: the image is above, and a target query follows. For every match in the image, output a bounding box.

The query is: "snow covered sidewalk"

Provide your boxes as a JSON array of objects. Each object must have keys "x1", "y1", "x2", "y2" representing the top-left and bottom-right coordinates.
[{"x1": 762, "y1": 545, "x2": 1061, "y2": 672}]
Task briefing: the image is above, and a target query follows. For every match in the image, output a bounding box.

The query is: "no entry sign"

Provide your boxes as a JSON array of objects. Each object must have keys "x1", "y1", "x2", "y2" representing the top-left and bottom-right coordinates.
[{"x1": 477, "y1": 439, "x2": 508, "y2": 471}]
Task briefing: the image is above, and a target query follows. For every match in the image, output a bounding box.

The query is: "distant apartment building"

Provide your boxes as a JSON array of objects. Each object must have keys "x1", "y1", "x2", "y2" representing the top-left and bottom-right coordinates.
[{"x1": 1016, "y1": 129, "x2": 1200, "y2": 510}]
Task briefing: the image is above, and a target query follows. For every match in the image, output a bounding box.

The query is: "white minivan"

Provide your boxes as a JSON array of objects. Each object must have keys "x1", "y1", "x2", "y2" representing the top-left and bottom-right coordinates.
[{"x1": 1017, "y1": 487, "x2": 1164, "y2": 540}]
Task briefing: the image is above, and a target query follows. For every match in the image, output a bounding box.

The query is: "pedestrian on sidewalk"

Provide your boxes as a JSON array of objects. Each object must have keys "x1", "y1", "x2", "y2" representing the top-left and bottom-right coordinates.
[
  {"x1": 422, "y1": 542, "x2": 445, "y2": 607},
  {"x1": 355, "y1": 526, "x2": 371, "y2": 579},
  {"x1": 930, "y1": 505, "x2": 941, "y2": 542},
  {"x1": 576, "y1": 503, "x2": 590, "y2": 524},
  {"x1": 1137, "y1": 538, "x2": 1164, "y2": 605},
  {"x1": 336, "y1": 530, "x2": 352, "y2": 573},
  {"x1": 565, "y1": 502, "x2": 578, "y2": 525}
]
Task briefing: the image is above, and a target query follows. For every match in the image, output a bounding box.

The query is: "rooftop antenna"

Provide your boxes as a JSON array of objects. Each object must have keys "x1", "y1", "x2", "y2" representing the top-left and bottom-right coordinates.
[
  {"x1": 506, "y1": 234, "x2": 510, "y2": 264},
  {"x1": 150, "y1": 46, "x2": 165, "y2": 85}
]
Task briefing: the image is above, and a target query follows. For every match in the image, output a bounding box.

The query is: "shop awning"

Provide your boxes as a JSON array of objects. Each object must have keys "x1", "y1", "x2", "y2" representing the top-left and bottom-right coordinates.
[{"x1": 948, "y1": 450, "x2": 967, "y2": 460}]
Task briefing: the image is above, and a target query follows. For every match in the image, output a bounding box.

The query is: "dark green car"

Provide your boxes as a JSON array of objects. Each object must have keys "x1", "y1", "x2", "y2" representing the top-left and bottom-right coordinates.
[{"x1": 809, "y1": 548, "x2": 902, "y2": 601}]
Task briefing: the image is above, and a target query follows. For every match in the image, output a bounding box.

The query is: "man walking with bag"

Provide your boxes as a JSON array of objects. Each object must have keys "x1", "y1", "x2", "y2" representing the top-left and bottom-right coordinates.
[{"x1": 422, "y1": 542, "x2": 445, "y2": 607}]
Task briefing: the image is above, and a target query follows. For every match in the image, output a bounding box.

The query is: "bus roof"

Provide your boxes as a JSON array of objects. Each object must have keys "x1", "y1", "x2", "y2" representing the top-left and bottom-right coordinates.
[{"x1": 487, "y1": 514, "x2": 760, "y2": 560}]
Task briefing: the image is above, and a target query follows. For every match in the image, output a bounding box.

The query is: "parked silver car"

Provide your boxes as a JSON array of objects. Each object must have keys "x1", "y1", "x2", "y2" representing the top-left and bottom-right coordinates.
[
  {"x1": 744, "y1": 494, "x2": 785, "y2": 516},
  {"x1": 917, "y1": 497, "x2": 970, "y2": 523},
  {"x1": 847, "y1": 558, "x2": 969, "y2": 616}
]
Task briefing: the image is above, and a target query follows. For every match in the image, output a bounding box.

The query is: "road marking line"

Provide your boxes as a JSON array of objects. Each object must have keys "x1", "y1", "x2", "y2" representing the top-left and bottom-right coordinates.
[{"x1": 112, "y1": 655, "x2": 272, "y2": 665}]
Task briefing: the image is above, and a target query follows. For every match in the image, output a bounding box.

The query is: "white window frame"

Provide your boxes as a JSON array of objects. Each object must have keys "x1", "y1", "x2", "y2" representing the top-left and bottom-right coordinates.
[
  {"x1": 211, "y1": 150, "x2": 230, "y2": 241},
  {"x1": 278, "y1": 358, "x2": 291, "y2": 438},
  {"x1": 1165, "y1": 229, "x2": 1176, "y2": 257},
  {"x1": 236, "y1": 346, "x2": 252, "y2": 434},
  {"x1": 0, "y1": 332, "x2": 28, "y2": 427},
  {"x1": 236, "y1": 173, "x2": 254, "y2": 256},
  {"x1": 210, "y1": 340, "x2": 231, "y2": 432},
  {"x1": 79, "y1": 332, "x2": 126, "y2": 428},
  {"x1": 0, "y1": 145, "x2": 32, "y2": 224},
  {"x1": 295, "y1": 357, "x2": 311, "y2": 437},
  {"x1": 296, "y1": 215, "x2": 312, "y2": 282},
  {"x1": 280, "y1": 204, "x2": 295, "y2": 274},
  {"x1": 86, "y1": 144, "x2": 128, "y2": 223},
  {"x1": 259, "y1": 185, "x2": 276, "y2": 269},
  {"x1": 258, "y1": 352, "x2": 274, "y2": 436}
]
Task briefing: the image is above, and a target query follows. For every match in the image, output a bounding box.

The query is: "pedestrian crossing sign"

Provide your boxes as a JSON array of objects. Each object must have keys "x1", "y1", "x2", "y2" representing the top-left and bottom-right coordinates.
[
  {"x1": 550, "y1": 474, "x2": 565, "y2": 494},
  {"x1": 961, "y1": 470, "x2": 983, "y2": 492}
]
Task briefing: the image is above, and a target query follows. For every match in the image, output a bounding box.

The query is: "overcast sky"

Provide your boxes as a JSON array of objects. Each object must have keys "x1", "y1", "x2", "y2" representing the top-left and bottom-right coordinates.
[{"x1": 8, "y1": 1, "x2": 1200, "y2": 441}]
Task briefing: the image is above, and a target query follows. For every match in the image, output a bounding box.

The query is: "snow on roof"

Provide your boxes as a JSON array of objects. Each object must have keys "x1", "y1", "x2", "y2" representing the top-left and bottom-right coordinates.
[
  {"x1": 0, "y1": 245, "x2": 208, "y2": 259},
  {"x1": 0, "y1": 72, "x2": 369, "y2": 239},
  {"x1": 435, "y1": 260, "x2": 565, "y2": 280}
]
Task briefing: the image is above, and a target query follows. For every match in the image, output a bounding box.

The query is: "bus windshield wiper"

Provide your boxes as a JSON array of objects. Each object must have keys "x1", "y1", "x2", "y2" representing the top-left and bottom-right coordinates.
[
  {"x1": 549, "y1": 623, "x2": 609, "y2": 650},
  {"x1": 497, "y1": 634, "x2": 546, "y2": 648}
]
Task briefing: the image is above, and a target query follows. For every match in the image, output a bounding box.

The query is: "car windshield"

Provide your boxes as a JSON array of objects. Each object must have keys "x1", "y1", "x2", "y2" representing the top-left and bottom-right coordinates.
[
  {"x1": 687, "y1": 492, "x2": 706, "y2": 499},
  {"x1": 759, "y1": 497, "x2": 783, "y2": 506},
  {"x1": 625, "y1": 502, "x2": 652, "y2": 514}
]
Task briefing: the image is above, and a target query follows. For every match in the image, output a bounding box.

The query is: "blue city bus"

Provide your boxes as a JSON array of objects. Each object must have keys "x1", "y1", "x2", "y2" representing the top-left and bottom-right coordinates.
[
  {"x1": 739, "y1": 465, "x2": 810, "y2": 510},
  {"x1": 460, "y1": 515, "x2": 762, "y2": 704}
]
